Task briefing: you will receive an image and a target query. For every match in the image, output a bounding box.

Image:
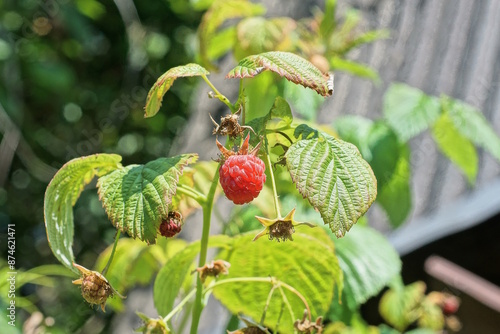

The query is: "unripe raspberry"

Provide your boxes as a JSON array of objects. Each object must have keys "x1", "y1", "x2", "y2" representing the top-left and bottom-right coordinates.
[{"x1": 159, "y1": 211, "x2": 182, "y2": 238}]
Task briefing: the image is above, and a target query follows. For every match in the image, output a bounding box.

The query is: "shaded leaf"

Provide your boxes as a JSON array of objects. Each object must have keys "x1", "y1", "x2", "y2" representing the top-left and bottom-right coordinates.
[
  {"x1": 214, "y1": 227, "x2": 341, "y2": 333},
  {"x1": 247, "y1": 96, "x2": 292, "y2": 139},
  {"x1": 332, "y1": 115, "x2": 373, "y2": 159},
  {"x1": 383, "y1": 83, "x2": 441, "y2": 142},
  {"x1": 44, "y1": 154, "x2": 122, "y2": 274},
  {"x1": 281, "y1": 79, "x2": 325, "y2": 121},
  {"x1": 332, "y1": 225, "x2": 401, "y2": 310},
  {"x1": 377, "y1": 145, "x2": 412, "y2": 227},
  {"x1": 293, "y1": 124, "x2": 319, "y2": 140},
  {"x1": 154, "y1": 235, "x2": 233, "y2": 316},
  {"x1": 379, "y1": 281, "x2": 426, "y2": 332},
  {"x1": 432, "y1": 112, "x2": 477, "y2": 184},
  {"x1": 97, "y1": 154, "x2": 197, "y2": 244},
  {"x1": 285, "y1": 134, "x2": 377, "y2": 238},
  {"x1": 144, "y1": 64, "x2": 209, "y2": 118},
  {"x1": 227, "y1": 51, "x2": 333, "y2": 97}
]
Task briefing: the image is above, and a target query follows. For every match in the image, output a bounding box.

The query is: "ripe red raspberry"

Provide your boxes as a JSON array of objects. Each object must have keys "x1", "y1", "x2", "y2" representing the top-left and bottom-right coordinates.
[{"x1": 217, "y1": 133, "x2": 266, "y2": 205}]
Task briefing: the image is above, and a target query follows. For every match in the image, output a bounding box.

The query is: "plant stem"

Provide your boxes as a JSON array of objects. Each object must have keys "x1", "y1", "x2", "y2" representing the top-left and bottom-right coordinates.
[
  {"x1": 176, "y1": 184, "x2": 207, "y2": 205},
  {"x1": 164, "y1": 288, "x2": 197, "y2": 323},
  {"x1": 260, "y1": 285, "x2": 277, "y2": 325},
  {"x1": 202, "y1": 75, "x2": 236, "y2": 113},
  {"x1": 190, "y1": 168, "x2": 220, "y2": 334},
  {"x1": 264, "y1": 151, "x2": 281, "y2": 218},
  {"x1": 102, "y1": 230, "x2": 120, "y2": 276}
]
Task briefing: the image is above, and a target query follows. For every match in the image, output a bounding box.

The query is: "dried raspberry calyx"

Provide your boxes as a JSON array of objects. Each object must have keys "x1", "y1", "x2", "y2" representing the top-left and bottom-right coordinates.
[
  {"x1": 294, "y1": 310, "x2": 324, "y2": 333},
  {"x1": 72, "y1": 263, "x2": 124, "y2": 312},
  {"x1": 210, "y1": 110, "x2": 255, "y2": 139},
  {"x1": 193, "y1": 259, "x2": 230, "y2": 283},
  {"x1": 253, "y1": 208, "x2": 316, "y2": 242},
  {"x1": 218, "y1": 134, "x2": 266, "y2": 205},
  {"x1": 136, "y1": 312, "x2": 170, "y2": 334}
]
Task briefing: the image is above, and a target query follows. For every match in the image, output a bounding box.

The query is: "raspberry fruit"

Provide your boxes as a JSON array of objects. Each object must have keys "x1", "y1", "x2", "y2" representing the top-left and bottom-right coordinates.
[
  {"x1": 159, "y1": 211, "x2": 183, "y2": 237},
  {"x1": 217, "y1": 134, "x2": 266, "y2": 205}
]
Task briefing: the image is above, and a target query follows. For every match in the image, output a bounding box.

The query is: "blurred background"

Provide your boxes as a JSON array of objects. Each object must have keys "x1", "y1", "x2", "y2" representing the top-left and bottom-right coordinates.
[{"x1": 1, "y1": 0, "x2": 500, "y2": 333}]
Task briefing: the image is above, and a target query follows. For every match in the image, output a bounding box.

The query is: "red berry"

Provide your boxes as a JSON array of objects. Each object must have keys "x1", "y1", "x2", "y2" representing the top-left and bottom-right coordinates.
[
  {"x1": 219, "y1": 154, "x2": 266, "y2": 204},
  {"x1": 159, "y1": 211, "x2": 182, "y2": 237},
  {"x1": 442, "y1": 296, "x2": 460, "y2": 315}
]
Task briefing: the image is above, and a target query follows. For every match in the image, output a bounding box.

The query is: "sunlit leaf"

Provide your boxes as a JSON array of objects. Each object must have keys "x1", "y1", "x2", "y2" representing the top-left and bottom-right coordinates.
[
  {"x1": 153, "y1": 235, "x2": 233, "y2": 316},
  {"x1": 199, "y1": 0, "x2": 265, "y2": 68},
  {"x1": 330, "y1": 57, "x2": 379, "y2": 82},
  {"x1": 383, "y1": 83, "x2": 441, "y2": 142},
  {"x1": 214, "y1": 227, "x2": 341, "y2": 333},
  {"x1": 97, "y1": 154, "x2": 197, "y2": 244},
  {"x1": 432, "y1": 112, "x2": 478, "y2": 184},
  {"x1": 445, "y1": 97, "x2": 500, "y2": 162},
  {"x1": 234, "y1": 17, "x2": 296, "y2": 60},
  {"x1": 227, "y1": 51, "x2": 333, "y2": 97},
  {"x1": 285, "y1": 134, "x2": 377, "y2": 237},
  {"x1": 44, "y1": 154, "x2": 122, "y2": 274},
  {"x1": 144, "y1": 64, "x2": 209, "y2": 118}
]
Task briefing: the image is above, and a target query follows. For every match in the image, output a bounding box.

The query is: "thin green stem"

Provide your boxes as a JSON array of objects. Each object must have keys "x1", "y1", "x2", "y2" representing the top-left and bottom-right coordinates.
[
  {"x1": 260, "y1": 285, "x2": 277, "y2": 325},
  {"x1": 190, "y1": 168, "x2": 220, "y2": 334},
  {"x1": 279, "y1": 282, "x2": 311, "y2": 321},
  {"x1": 239, "y1": 79, "x2": 245, "y2": 125},
  {"x1": 202, "y1": 75, "x2": 236, "y2": 113},
  {"x1": 176, "y1": 184, "x2": 207, "y2": 205},
  {"x1": 264, "y1": 151, "x2": 281, "y2": 218},
  {"x1": 101, "y1": 230, "x2": 120, "y2": 276},
  {"x1": 163, "y1": 288, "x2": 197, "y2": 323},
  {"x1": 277, "y1": 284, "x2": 296, "y2": 326}
]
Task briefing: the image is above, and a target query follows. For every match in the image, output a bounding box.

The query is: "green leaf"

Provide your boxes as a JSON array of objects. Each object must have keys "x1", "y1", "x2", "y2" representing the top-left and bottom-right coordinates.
[
  {"x1": 199, "y1": 0, "x2": 265, "y2": 68},
  {"x1": 377, "y1": 145, "x2": 412, "y2": 227},
  {"x1": 234, "y1": 17, "x2": 296, "y2": 60},
  {"x1": 341, "y1": 29, "x2": 390, "y2": 54},
  {"x1": 384, "y1": 83, "x2": 441, "y2": 142},
  {"x1": 332, "y1": 115, "x2": 373, "y2": 159},
  {"x1": 285, "y1": 134, "x2": 377, "y2": 238},
  {"x1": 319, "y1": 0, "x2": 337, "y2": 38},
  {"x1": 379, "y1": 281, "x2": 426, "y2": 332},
  {"x1": 227, "y1": 51, "x2": 334, "y2": 97},
  {"x1": 214, "y1": 227, "x2": 341, "y2": 333},
  {"x1": 281, "y1": 79, "x2": 325, "y2": 121},
  {"x1": 332, "y1": 226, "x2": 401, "y2": 309},
  {"x1": 206, "y1": 26, "x2": 236, "y2": 60},
  {"x1": 445, "y1": 97, "x2": 500, "y2": 162},
  {"x1": 97, "y1": 154, "x2": 197, "y2": 244},
  {"x1": 293, "y1": 124, "x2": 319, "y2": 140},
  {"x1": 144, "y1": 64, "x2": 209, "y2": 118},
  {"x1": 330, "y1": 57, "x2": 379, "y2": 82},
  {"x1": 153, "y1": 235, "x2": 233, "y2": 316},
  {"x1": 432, "y1": 112, "x2": 478, "y2": 184},
  {"x1": 44, "y1": 154, "x2": 122, "y2": 274},
  {"x1": 247, "y1": 96, "x2": 292, "y2": 138}
]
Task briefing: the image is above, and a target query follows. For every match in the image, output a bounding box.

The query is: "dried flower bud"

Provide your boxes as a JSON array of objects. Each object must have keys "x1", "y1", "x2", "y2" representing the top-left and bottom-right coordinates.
[
  {"x1": 72, "y1": 263, "x2": 124, "y2": 312},
  {"x1": 136, "y1": 312, "x2": 170, "y2": 334},
  {"x1": 294, "y1": 310, "x2": 324, "y2": 333},
  {"x1": 193, "y1": 260, "x2": 230, "y2": 282}
]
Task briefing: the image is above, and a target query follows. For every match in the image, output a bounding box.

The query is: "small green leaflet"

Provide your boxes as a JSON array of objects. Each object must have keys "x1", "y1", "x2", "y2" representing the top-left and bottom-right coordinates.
[
  {"x1": 97, "y1": 154, "x2": 197, "y2": 244},
  {"x1": 227, "y1": 51, "x2": 334, "y2": 97},
  {"x1": 44, "y1": 154, "x2": 122, "y2": 274},
  {"x1": 144, "y1": 64, "x2": 209, "y2": 118},
  {"x1": 285, "y1": 134, "x2": 377, "y2": 238},
  {"x1": 432, "y1": 112, "x2": 478, "y2": 184}
]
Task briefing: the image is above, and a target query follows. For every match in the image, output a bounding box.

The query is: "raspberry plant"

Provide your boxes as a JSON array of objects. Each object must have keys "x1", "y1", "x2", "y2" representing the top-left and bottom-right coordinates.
[{"x1": 43, "y1": 50, "x2": 381, "y2": 333}]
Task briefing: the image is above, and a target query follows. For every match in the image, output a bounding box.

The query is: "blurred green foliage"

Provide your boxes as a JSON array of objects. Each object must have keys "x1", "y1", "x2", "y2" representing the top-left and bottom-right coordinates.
[{"x1": 0, "y1": 0, "x2": 204, "y2": 330}]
